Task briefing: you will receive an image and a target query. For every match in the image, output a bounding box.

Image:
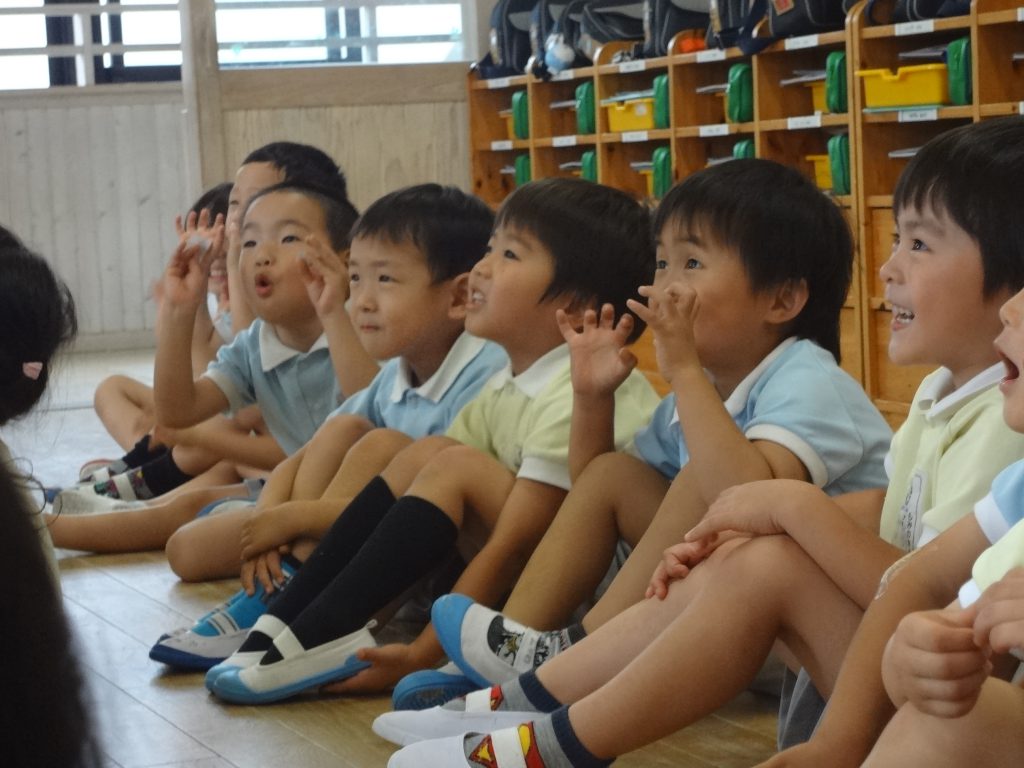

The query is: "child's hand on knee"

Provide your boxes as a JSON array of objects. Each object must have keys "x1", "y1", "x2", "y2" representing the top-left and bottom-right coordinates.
[
  {"x1": 688, "y1": 479, "x2": 808, "y2": 542},
  {"x1": 646, "y1": 539, "x2": 717, "y2": 599},
  {"x1": 240, "y1": 546, "x2": 290, "y2": 596},
  {"x1": 882, "y1": 607, "x2": 990, "y2": 718},
  {"x1": 239, "y1": 505, "x2": 298, "y2": 561}
]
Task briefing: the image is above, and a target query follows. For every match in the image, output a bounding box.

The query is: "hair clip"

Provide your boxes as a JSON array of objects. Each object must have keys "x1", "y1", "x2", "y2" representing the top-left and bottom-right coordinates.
[{"x1": 22, "y1": 362, "x2": 43, "y2": 380}]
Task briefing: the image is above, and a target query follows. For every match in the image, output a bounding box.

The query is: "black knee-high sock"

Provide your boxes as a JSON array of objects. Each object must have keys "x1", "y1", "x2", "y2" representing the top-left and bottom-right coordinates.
[
  {"x1": 134, "y1": 450, "x2": 193, "y2": 495},
  {"x1": 236, "y1": 476, "x2": 396, "y2": 654},
  {"x1": 262, "y1": 495, "x2": 457, "y2": 659},
  {"x1": 121, "y1": 434, "x2": 167, "y2": 469}
]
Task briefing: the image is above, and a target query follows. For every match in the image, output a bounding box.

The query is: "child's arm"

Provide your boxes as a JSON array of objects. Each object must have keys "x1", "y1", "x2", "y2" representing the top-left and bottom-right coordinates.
[
  {"x1": 153, "y1": 417, "x2": 286, "y2": 471},
  {"x1": 176, "y1": 211, "x2": 229, "y2": 371},
  {"x1": 153, "y1": 235, "x2": 232, "y2": 428},
  {"x1": 557, "y1": 305, "x2": 639, "y2": 480},
  {"x1": 299, "y1": 235, "x2": 379, "y2": 396},
  {"x1": 225, "y1": 219, "x2": 256, "y2": 334},
  {"x1": 627, "y1": 284, "x2": 808, "y2": 507},
  {"x1": 690, "y1": 480, "x2": 898, "y2": 609}
]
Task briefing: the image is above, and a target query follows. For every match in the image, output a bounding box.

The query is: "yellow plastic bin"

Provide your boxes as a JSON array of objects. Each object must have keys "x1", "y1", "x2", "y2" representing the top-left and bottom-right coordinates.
[
  {"x1": 805, "y1": 154, "x2": 832, "y2": 190},
  {"x1": 856, "y1": 64, "x2": 949, "y2": 109},
  {"x1": 804, "y1": 81, "x2": 826, "y2": 113},
  {"x1": 606, "y1": 97, "x2": 656, "y2": 132}
]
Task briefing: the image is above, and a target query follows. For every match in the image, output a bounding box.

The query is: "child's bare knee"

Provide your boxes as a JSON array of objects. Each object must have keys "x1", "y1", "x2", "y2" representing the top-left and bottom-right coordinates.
[{"x1": 165, "y1": 529, "x2": 202, "y2": 581}]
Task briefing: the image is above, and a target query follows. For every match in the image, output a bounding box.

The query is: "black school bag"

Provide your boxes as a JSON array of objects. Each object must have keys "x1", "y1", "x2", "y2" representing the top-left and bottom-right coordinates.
[
  {"x1": 531, "y1": 0, "x2": 591, "y2": 74},
  {"x1": 577, "y1": 0, "x2": 647, "y2": 62},
  {"x1": 709, "y1": 0, "x2": 845, "y2": 53},
  {"x1": 891, "y1": 0, "x2": 970, "y2": 21},
  {"x1": 643, "y1": 0, "x2": 711, "y2": 58},
  {"x1": 480, "y1": 0, "x2": 538, "y2": 77}
]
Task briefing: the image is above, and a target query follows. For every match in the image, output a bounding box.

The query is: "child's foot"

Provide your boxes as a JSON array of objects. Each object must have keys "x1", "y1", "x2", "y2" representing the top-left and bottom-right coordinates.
[
  {"x1": 203, "y1": 613, "x2": 290, "y2": 689},
  {"x1": 52, "y1": 488, "x2": 147, "y2": 516},
  {"x1": 78, "y1": 457, "x2": 127, "y2": 484},
  {"x1": 209, "y1": 623, "x2": 377, "y2": 704},
  {"x1": 392, "y1": 662, "x2": 478, "y2": 711},
  {"x1": 432, "y1": 594, "x2": 571, "y2": 686},
  {"x1": 92, "y1": 468, "x2": 153, "y2": 500},
  {"x1": 387, "y1": 723, "x2": 549, "y2": 767},
  {"x1": 374, "y1": 687, "x2": 536, "y2": 746},
  {"x1": 149, "y1": 561, "x2": 295, "y2": 670}
]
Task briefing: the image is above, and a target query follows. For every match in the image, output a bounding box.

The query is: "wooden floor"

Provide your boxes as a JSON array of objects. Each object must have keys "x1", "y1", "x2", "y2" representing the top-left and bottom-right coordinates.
[{"x1": 30, "y1": 351, "x2": 780, "y2": 767}]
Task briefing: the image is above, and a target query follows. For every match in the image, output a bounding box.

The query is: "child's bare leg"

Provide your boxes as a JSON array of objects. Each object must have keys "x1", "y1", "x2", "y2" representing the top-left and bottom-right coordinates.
[
  {"x1": 862, "y1": 681, "x2": 1024, "y2": 768},
  {"x1": 45, "y1": 481, "x2": 241, "y2": 553},
  {"x1": 93, "y1": 375, "x2": 155, "y2": 450},
  {"x1": 537, "y1": 536, "x2": 862, "y2": 758},
  {"x1": 501, "y1": 452, "x2": 669, "y2": 629},
  {"x1": 167, "y1": 505, "x2": 260, "y2": 581},
  {"x1": 581, "y1": 462, "x2": 708, "y2": 631}
]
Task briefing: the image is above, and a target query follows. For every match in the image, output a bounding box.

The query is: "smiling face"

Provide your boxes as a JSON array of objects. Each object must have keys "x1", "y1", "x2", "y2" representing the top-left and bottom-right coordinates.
[
  {"x1": 347, "y1": 235, "x2": 464, "y2": 381},
  {"x1": 465, "y1": 224, "x2": 566, "y2": 372},
  {"x1": 654, "y1": 220, "x2": 783, "y2": 391},
  {"x1": 239, "y1": 190, "x2": 333, "y2": 345},
  {"x1": 881, "y1": 203, "x2": 1010, "y2": 387}
]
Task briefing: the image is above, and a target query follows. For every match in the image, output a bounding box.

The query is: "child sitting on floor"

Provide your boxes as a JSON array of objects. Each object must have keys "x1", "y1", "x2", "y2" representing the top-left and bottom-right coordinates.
[
  {"x1": 202, "y1": 177, "x2": 661, "y2": 704},
  {"x1": 147, "y1": 183, "x2": 508, "y2": 669},
  {"x1": 44, "y1": 179, "x2": 376, "y2": 548},
  {"x1": 377, "y1": 117, "x2": 1024, "y2": 768}
]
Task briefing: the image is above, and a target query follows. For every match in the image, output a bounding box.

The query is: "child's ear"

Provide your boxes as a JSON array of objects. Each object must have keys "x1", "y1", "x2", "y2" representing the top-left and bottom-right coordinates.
[
  {"x1": 447, "y1": 273, "x2": 471, "y2": 320},
  {"x1": 767, "y1": 278, "x2": 809, "y2": 325}
]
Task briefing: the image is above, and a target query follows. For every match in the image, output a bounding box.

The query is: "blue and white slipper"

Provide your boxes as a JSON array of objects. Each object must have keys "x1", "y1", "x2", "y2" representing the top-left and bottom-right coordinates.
[
  {"x1": 374, "y1": 687, "x2": 533, "y2": 747},
  {"x1": 392, "y1": 661, "x2": 477, "y2": 711},
  {"x1": 203, "y1": 613, "x2": 289, "y2": 689},
  {"x1": 210, "y1": 623, "x2": 377, "y2": 704}
]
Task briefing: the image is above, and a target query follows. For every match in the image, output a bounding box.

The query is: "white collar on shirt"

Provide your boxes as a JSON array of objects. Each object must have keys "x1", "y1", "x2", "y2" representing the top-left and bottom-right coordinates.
[
  {"x1": 258, "y1": 321, "x2": 329, "y2": 373},
  {"x1": 669, "y1": 337, "x2": 798, "y2": 426},
  {"x1": 917, "y1": 362, "x2": 1006, "y2": 421},
  {"x1": 389, "y1": 332, "x2": 489, "y2": 404},
  {"x1": 486, "y1": 344, "x2": 571, "y2": 398}
]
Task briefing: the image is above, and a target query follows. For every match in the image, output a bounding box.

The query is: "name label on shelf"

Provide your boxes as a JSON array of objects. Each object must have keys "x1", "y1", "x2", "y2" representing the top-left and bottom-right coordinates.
[
  {"x1": 1019, "y1": 101, "x2": 1024, "y2": 115},
  {"x1": 552, "y1": 135, "x2": 578, "y2": 147},
  {"x1": 696, "y1": 49, "x2": 727, "y2": 63},
  {"x1": 490, "y1": 140, "x2": 514, "y2": 150},
  {"x1": 898, "y1": 108, "x2": 938, "y2": 123},
  {"x1": 788, "y1": 114, "x2": 822, "y2": 129},
  {"x1": 698, "y1": 123, "x2": 730, "y2": 137},
  {"x1": 785, "y1": 34, "x2": 819, "y2": 50},
  {"x1": 622, "y1": 130, "x2": 649, "y2": 143},
  {"x1": 552, "y1": 70, "x2": 574, "y2": 81},
  {"x1": 1018, "y1": 6, "x2": 1024, "y2": 21},
  {"x1": 619, "y1": 60, "x2": 647, "y2": 73},
  {"x1": 487, "y1": 77, "x2": 512, "y2": 89},
  {"x1": 895, "y1": 19, "x2": 935, "y2": 35}
]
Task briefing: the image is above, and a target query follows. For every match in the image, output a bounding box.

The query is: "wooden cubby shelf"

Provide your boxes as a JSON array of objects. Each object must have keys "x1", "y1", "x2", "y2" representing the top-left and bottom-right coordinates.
[{"x1": 466, "y1": 0, "x2": 1024, "y2": 421}]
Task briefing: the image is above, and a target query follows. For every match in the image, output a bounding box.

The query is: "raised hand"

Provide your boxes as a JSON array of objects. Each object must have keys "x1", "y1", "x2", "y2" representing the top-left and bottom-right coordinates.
[
  {"x1": 297, "y1": 235, "x2": 348, "y2": 318},
  {"x1": 626, "y1": 281, "x2": 700, "y2": 385},
  {"x1": 557, "y1": 303, "x2": 637, "y2": 398}
]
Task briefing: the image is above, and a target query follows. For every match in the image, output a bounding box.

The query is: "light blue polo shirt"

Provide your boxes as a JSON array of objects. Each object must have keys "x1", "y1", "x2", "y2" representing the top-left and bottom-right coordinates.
[
  {"x1": 329, "y1": 332, "x2": 508, "y2": 437},
  {"x1": 203, "y1": 319, "x2": 342, "y2": 455},
  {"x1": 630, "y1": 337, "x2": 892, "y2": 495}
]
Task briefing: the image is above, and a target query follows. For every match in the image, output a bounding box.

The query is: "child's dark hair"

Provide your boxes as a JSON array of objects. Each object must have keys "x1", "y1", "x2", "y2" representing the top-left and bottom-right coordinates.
[
  {"x1": 189, "y1": 182, "x2": 232, "y2": 221},
  {"x1": 893, "y1": 116, "x2": 1024, "y2": 297},
  {"x1": 243, "y1": 141, "x2": 349, "y2": 203},
  {"x1": 495, "y1": 178, "x2": 654, "y2": 343},
  {"x1": 0, "y1": 226, "x2": 78, "y2": 425},
  {"x1": 246, "y1": 180, "x2": 361, "y2": 252},
  {"x1": 0, "y1": 462, "x2": 101, "y2": 767},
  {"x1": 350, "y1": 184, "x2": 495, "y2": 283},
  {"x1": 653, "y1": 159, "x2": 852, "y2": 361}
]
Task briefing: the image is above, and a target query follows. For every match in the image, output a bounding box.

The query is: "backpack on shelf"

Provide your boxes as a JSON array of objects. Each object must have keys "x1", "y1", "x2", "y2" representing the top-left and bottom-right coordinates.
[
  {"x1": 642, "y1": 0, "x2": 711, "y2": 57},
  {"x1": 531, "y1": 0, "x2": 592, "y2": 76},
  {"x1": 892, "y1": 0, "x2": 970, "y2": 22},
  {"x1": 478, "y1": 0, "x2": 538, "y2": 78},
  {"x1": 577, "y1": 0, "x2": 647, "y2": 62},
  {"x1": 709, "y1": 0, "x2": 846, "y2": 54}
]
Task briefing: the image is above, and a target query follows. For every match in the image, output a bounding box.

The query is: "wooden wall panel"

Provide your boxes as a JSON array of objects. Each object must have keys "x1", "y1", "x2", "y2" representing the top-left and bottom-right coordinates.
[{"x1": 221, "y1": 100, "x2": 470, "y2": 211}]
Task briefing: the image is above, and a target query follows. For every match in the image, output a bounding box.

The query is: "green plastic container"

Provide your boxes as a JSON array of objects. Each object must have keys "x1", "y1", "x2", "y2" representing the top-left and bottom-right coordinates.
[
  {"x1": 828, "y1": 133, "x2": 850, "y2": 196},
  {"x1": 514, "y1": 154, "x2": 531, "y2": 186},
  {"x1": 653, "y1": 74, "x2": 670, "y2": 130},
  {"x1": 825, "y1": 51, "x2": 847, "y2": 114},
  {"x1": 946, "y1": 37, "x2": 972, "y2": 106},
  {"x1": 580, "y1": 150, "x2": 597, "y2": 182},
  {"x1": 732, "y1": 138, "x2": 755, "y2": 159},
  {"x1": 726, "y1": 62, "x2": 753, "y2": 123},
  {"x1": 512, "y1": 90, "x2": 529, "y2": 139},
  {"x1": 652, "y1": 146, "x2": 672, "y2": 198},
  {"x1": 575, "y1": 81, "x2": 596, "y2": 135}
]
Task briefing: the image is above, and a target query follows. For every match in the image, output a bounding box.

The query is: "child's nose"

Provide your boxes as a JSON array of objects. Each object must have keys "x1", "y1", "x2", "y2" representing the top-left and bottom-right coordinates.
[{"x1": 1001, "y1": 289, "x2": 1024, "y2": 327}]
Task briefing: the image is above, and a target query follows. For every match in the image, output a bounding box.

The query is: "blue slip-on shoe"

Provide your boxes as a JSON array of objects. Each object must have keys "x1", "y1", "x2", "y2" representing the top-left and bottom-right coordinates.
[
  {"x1": 210, "y1": 623, "x2": 377, "y2": 704},
  {"x1": 392, "y1": 662, "x2": 477, "y2": 711},
  {"x1": 203, "y1": 613, "x2": 289, "y2": 690}
]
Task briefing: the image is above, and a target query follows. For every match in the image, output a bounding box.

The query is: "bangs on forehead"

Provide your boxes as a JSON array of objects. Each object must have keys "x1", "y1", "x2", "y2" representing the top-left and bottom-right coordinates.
[
  {"x1": 893, "y1": 175, "x2": 953, "y2": 222},
  {"x1": 657, "y1": 207, "x2": 731, "y2": 254}
]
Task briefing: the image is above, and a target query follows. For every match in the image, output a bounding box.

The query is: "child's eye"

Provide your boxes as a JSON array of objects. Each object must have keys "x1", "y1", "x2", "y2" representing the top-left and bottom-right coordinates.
[
  {"x1": 655, "y1": 259, "x2": 668, "y2": 270},
  {"x1": 503, "y1": 249, "x2": 519, "y2": 261},
  {"x1": 242, "y1": 240, "x2": 256, "y2": 249},
  {"x1": 349, "y1": 273, "x2": 359, "y2": 284},
  {"x1": 685, "y1": 258, "x2": 701, "y2": 269},
  {"x1": 282, "y1": 234, "x2": 300, "y2": 244},
  {"x1": 910, "y1": 239, "x2": 926, "y2": 251},
  {"x1": 378, "y1": 274, "x2": 394, "y2": 284}
]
